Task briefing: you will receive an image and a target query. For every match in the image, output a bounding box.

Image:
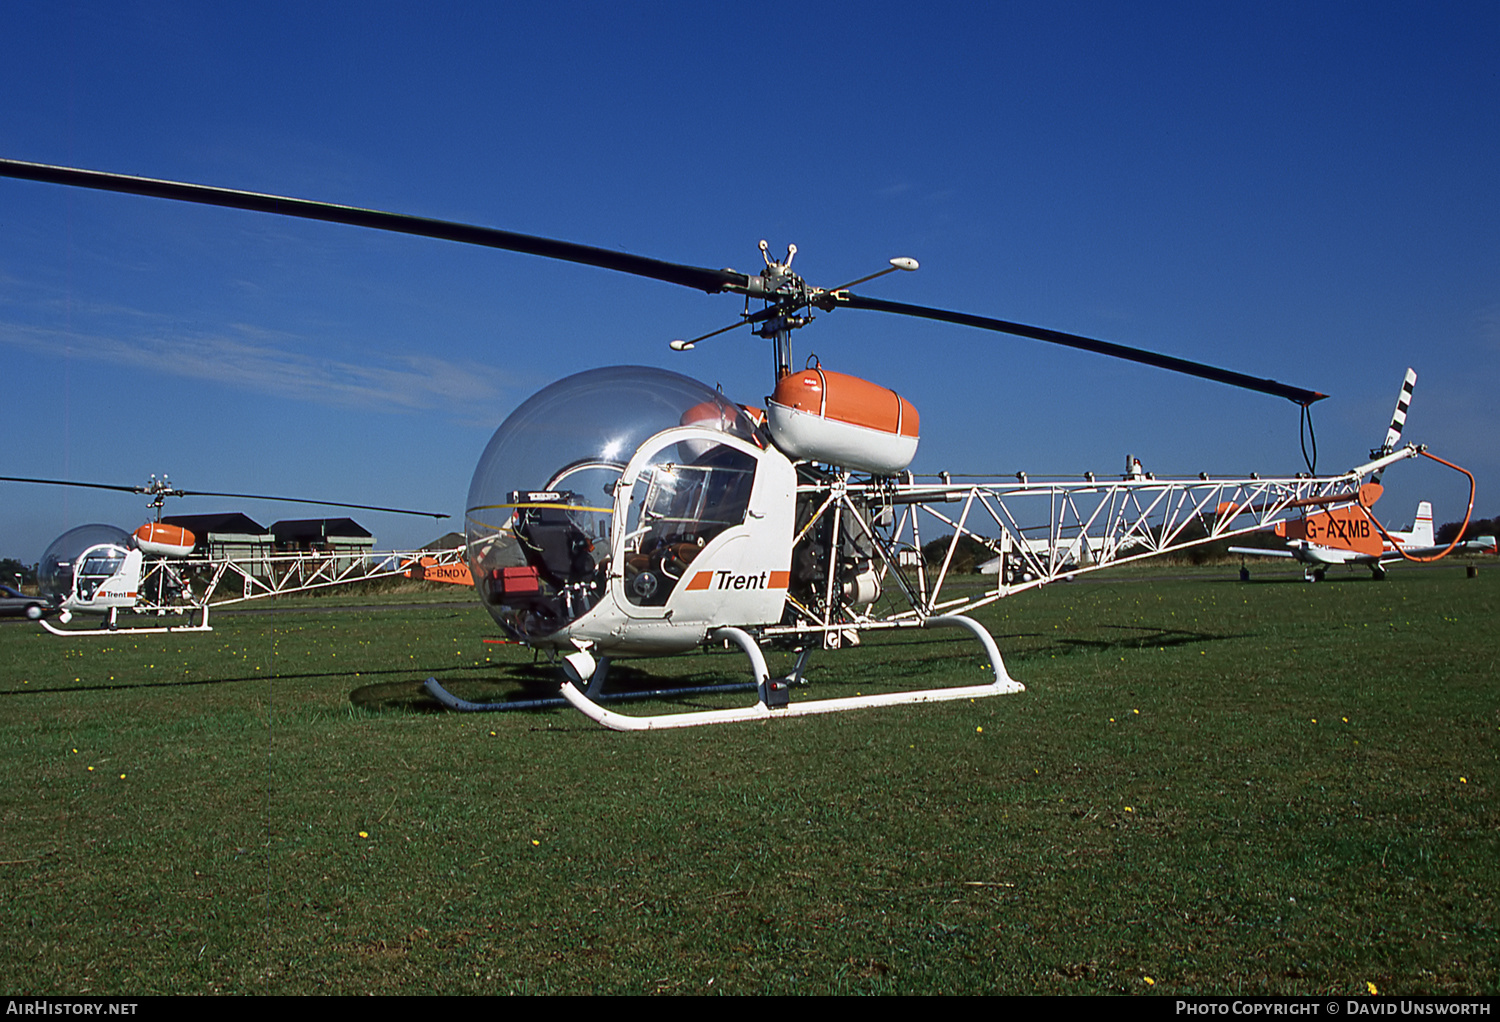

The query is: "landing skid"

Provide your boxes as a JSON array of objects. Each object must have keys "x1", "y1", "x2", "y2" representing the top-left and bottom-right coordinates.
[
  {"x1": 561, "y1": 615, "x2": 1023, "y2": 731},
  {"x1": 40, "y1": 606, "x2": 212, "y2": 636}
]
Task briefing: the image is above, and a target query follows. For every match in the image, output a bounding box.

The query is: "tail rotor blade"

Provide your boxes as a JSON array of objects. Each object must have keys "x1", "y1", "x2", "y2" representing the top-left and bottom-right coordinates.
[
  {"x1": 1381, "y1": 368, "x2": 1418, "y2": 452},
  {"x1": 1372, "y1": 367, "x2": 1417, "y2": 483}
]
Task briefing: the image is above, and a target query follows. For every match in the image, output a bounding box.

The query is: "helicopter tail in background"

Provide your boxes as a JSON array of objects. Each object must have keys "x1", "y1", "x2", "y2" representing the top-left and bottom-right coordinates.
[{"x1": 401, "y1": 555, "x2": 475, "y2": 586}]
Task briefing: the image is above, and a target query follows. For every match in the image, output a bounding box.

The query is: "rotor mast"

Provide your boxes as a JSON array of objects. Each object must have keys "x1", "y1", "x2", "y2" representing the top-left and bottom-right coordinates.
[
  {"x1": 751, "y1": 241, "x2": 805, "y2": 379},
  {"x1": 724, "y1": 241, "x2": 920, "y2": 380}
]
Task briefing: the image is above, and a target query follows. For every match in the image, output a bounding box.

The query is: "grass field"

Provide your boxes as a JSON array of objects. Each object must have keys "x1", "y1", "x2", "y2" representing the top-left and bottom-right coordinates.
[{"x1": 1, "y1": 561, "x2": 1496, "y2": 995}]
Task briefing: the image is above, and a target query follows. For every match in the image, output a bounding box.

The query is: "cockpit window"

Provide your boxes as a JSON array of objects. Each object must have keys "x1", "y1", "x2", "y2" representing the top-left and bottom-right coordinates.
[
  {"x1": 80, "y1": 550, "x2": 127, "y2": 578},
  {"x1": 74, "y1": 545, "x2": 129, "y2": 600},
  {"x1": 624, "y1": 444, "x2": 756, "y2": 606}
]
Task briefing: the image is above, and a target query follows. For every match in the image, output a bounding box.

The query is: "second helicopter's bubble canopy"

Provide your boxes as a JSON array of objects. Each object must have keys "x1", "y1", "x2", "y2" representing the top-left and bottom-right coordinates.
[
  {"x1": 39, "y1": 524, "x2": 131, "y2": 602},
  {"x1": 465, "y1": 365, "x2": 758, "y2": 640}
]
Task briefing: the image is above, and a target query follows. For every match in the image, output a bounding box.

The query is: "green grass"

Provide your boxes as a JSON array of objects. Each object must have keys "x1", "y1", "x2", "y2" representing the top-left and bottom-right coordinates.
[{"x1": 1, "y1": 563, "x2": 1495, "y2": 994}]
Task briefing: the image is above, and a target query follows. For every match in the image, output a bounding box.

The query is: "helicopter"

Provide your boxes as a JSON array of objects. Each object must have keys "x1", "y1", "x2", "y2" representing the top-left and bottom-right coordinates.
[
  {"x1": 0, "y1": 158, "x2": 1471, "y2": 729},
  {"x1": 2, "y1": 471, "x2": 458, "y2": 635}
]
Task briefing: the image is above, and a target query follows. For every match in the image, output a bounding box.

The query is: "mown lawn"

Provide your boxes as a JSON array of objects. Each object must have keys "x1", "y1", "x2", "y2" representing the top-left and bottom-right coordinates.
[{"x1": 1, "y1": 563, "x2": 1495, "y2": 994}]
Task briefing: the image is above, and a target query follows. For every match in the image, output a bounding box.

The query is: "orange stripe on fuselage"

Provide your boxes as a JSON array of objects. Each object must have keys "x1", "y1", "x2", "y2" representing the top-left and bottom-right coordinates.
[{"x1": 685, "y1": 570, "x2": 790, "y2": 591}]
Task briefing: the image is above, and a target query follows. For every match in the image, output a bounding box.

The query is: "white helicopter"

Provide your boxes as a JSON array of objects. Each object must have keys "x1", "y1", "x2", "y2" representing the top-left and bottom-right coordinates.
[
  {"x1": 0, "y1": 159, "x2": 1472, "y2": 729},
  {"x1": 4, "y1": 472, "x2": 457, "y2": 635}
]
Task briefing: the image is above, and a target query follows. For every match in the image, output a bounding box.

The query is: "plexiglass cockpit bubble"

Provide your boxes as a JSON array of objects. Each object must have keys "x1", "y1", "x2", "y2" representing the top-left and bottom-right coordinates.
[
  {"x1": 466, "y1": 366, "x2": 759, "y2": 641},
  {"x1": 39, "y1": 524, "x2": 131, "y2": 604}
]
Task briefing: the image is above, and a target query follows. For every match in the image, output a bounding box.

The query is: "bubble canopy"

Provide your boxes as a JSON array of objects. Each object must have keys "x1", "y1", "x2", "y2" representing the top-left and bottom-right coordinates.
[
  {"x1": 39, "y1": 524, "x2": 131, "y2": 603},
  {"x1": 465, "y1": 365, "x2": 759, "y2": 639}
]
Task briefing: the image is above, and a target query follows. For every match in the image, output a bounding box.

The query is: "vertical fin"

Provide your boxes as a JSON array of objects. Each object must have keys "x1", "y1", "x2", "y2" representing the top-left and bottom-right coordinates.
[{"x1": 1412, "y1": 501, "x2": 1434, "y2": 547}]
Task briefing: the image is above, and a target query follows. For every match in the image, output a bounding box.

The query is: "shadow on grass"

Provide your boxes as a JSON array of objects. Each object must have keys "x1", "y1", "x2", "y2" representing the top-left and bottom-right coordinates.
[
  {"x1": 349, "y1": 659, "x2": 753, "y2": 715},
  {"x1": 1054, "y1": 622, "x2": 1251, "y2": 652},
  {"x1": 1208, "y1": 570, "x2": 1386, "y2": 585},
  {"x1": 355, "y1": 633, "x2": 1024, "y2": 716},
  {"x1": 353, "y1": 619, "x2": 1259, "y2": 716},
  {"x1": 0, "y1": 662, "x2": 462, "y2": 697}
]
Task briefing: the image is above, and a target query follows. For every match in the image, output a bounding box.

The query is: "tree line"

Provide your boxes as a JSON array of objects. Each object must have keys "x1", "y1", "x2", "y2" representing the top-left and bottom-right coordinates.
[
  {"x1": 1, "y1": 558, "x2": 37, "y2": 587},
  {"x1": 1437, "y1": 515, "x2": 1499, "y2": 545}
]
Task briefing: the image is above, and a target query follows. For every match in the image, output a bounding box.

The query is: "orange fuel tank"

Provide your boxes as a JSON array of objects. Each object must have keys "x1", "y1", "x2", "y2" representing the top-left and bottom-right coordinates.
[
  {"x1": 766, "y1": 367, "x2": 919, "y2": 475},
  {"x1": 133, "y1": 522, "x2": 196, "y2": 557}
]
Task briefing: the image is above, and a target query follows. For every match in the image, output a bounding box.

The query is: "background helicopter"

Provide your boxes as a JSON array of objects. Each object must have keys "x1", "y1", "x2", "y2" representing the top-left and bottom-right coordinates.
[
  {"x1": 2, "y1": 471, "x2": 458, "y2": 634},
  {"x1": 0, "y1": 158, "x2": 1471, "y2": 728}
]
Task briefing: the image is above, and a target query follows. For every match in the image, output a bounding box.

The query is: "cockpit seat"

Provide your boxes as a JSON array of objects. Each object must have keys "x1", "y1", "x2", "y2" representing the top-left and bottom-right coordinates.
[{"x1": 512, "y1": 492, "x2": 598, "y2": 590}]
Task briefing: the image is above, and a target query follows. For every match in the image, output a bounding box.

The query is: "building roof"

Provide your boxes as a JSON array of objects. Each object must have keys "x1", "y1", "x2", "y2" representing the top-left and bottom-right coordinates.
[
  {"x1": 163, "y1": 513, "x2": 271, "y2": 537},
  {"x1": 271, "y1": 518, "x2": 373, "y2": 543}
]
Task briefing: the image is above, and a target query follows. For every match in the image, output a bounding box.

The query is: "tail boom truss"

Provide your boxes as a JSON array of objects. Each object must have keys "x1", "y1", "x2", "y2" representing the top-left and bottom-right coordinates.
[{"x1": 770, "y1": 445, "x2": 1425, "y2": 641}]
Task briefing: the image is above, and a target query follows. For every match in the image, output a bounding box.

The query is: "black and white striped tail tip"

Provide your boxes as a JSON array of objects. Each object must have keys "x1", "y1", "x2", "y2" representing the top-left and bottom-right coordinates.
[
  {"x1": 1383, "y1": 367, "x2": 1417, "y2": 451},
  {"x1": 1373, "y1": 368, "x2": 1417, "y2": 481}
]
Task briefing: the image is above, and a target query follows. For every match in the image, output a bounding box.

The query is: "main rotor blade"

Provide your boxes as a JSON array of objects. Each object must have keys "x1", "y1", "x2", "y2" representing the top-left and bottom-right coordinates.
[
  {"x1": 0, "y1": 476, "x2": 447, "y2": 519},
  {"x1": 839, "y1": 294, "x2": 1328, "y2": 406},
  {"x1": 1, "y1": 158, "x2": 1329, "y2": 405},
  {"x1": 0, "y1": 159, "x2": 743, "y2": 295},
  {"x1": 177, "y1": 490, "x2": 449, "y2": 519},
  {"x1": 0, "y1": 476, "x2": 140, "y2": 494}
]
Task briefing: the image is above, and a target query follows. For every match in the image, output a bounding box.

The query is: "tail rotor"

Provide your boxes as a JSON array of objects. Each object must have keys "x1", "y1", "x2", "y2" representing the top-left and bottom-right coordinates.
[{"x1": 1372, "y1": 368, "x2": 1417, "y2": 483}]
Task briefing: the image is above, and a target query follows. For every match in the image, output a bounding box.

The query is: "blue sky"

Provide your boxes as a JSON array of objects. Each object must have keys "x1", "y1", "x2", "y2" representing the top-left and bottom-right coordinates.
[{"x1": 2, "y1": 1, "x2": 1496, "y2": 561}]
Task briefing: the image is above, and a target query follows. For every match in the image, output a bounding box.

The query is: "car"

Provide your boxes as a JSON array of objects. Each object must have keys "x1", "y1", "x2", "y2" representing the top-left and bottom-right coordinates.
[{"x1": 0, "y1": 584, "x2": 51, "y2": 620}]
